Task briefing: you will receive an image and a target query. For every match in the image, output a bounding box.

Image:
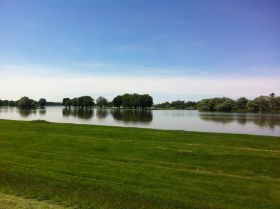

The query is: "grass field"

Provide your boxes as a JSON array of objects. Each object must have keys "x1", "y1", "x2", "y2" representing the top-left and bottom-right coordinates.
[
  {"x1": 0, "y1": 192, "x2": 68, "y2": 209},
  {"x1": 0, "y1": 119, "x2": 279, "y2": 209}
]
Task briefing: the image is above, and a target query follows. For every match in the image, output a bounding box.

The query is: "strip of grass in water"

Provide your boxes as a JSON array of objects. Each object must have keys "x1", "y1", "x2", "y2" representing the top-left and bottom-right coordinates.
[{"x1": 0, "y1": 119, "x2": 279, "y2": 209}]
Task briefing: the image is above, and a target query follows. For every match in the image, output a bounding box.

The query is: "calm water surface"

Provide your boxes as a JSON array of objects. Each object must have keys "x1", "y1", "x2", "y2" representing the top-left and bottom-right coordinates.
[{"x1": 0, "y1": 106, "x2": 280, "y2": 136}]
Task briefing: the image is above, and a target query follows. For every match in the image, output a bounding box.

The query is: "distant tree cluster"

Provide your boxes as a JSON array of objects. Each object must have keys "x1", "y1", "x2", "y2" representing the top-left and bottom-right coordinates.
[
  {"x1": 16, "y1": 97, "x2": 39, "y2": 108},
  {"x1": 2, "y1": 93, "x2": 279, "y2": 113},
  {"x1": 154, "y1": 100, "x2": 198, "y2": 109},
  {"x1": 62, "y1": 94, "x2": 152, "y2": 109},
  {"x1": 153, "y1": 93, "x2": 280, "y2": 113},
  {"x1": 0, "y1": 97, "x2": 47, "y2": 108},
  {"x1": 197, "y1": 93, "x2": 280, "y2": 113},
  {"x1": 0, "y1": 99, "x2": 16, "y2": 106},
  {"x1": 112, "y1": 94, "x2": 153, "y2": 109},
  {"x1": 62, "y1": 96, "x2": 95, "y2": 108},
  {"x1": 45, "y1": 101, "x2": 63, "y2": 106}
]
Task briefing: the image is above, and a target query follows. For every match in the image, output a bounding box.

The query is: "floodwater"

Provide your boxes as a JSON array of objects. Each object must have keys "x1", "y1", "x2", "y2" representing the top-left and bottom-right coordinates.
[{"x1": 0, "y1": 106, "x2": 279, "y2": 136}]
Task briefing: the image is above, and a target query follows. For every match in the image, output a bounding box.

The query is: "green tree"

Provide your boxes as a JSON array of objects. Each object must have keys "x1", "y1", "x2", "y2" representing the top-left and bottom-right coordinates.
[
  {"x1": 2, "y1": 100, "x2": 9, "y2": 106},
  {"x1": 268, "y1": 93, "x2": 278, "y2": 112},
  {"x1": 131, "y1": 94, "x2": 140, "y2": 108},
  {"x1": 8, "y1": 101, "x2": 16, "y2": 106},
  {"x1": 16, "y1": 97, "x2": 38, "y2": 109},
  {"x1": 198, "y1": 99, "x2": 215, "y2": 111},
  {"x1": 112, "y1": 95, "x2": 123, "y2": 108},
  {"x1": 38, "y1": 98, "x2": 47, "y2": 107},
  {"x1": 71, "y1": 98, "x2": 78, "y2": 107},
  {"x1": 122, "y1": 94, "x2": 132, "y2": 108},
  {"x1": 236, "y1": 97, "x2": 248, "y2": 110},
  {"x1": 198, "y1": 97, "x2": 234, "y2": 112},
  {"x1": 96, "y1": 96, "x2": 108, "y2": 108},
  {"x1": 255, "y1": 96, "x2": 271, "y2": 112},
  {"x1": 62, "y1": 98, "x2": 71, "y2": 108},
  {"x1": 185, "y1": 101, "x2": 197, "y2": 109},
  {"x1": 80, "y1": 96, "x2": 94, "y2": 108},
  {"x1": 140, "y1": 94, "x2": 153, "y2": 108},
  {"x1": 170, "y1": 100, "x2": 185, "y2": 109},
  {"x1": 216, "y1": 99, "x2": 235, "y2": 112},
  {"x1": 276, "y1": 96, "x2": 280, "y2": 111},
  {"x1": 246, "y1": 100, "x2": 259, "y2": 112}
]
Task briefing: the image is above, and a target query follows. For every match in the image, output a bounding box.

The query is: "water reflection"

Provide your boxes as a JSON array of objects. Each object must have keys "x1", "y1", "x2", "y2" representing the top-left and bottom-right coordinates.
[
  {"x1": 96, "y1": 109, "x2": 109, "y2": 120},
  {"x1": 199, "y1": 113, "x2": 280, "y2": 129},
  {"x1": 111, "y1": 109, "x2": 153, "y2": 123},
  {"x1": 0, "y1": 107, "x2": 280, "y2": 136},
  {"x1": 252, "y1": 116, "x2": 280, "y2": 129},
  {"x1": 0, "y1": 106, "x2": 9, "y2": 113},
  {"x1": 18, "y1": 109, "x2": 37, "y2": 118},
  {"x1": 62, "y1": 108, "x2": 94, "y2": 120},
  {"x1": 39, "y1": 108, "x2": 46, "y2": 115},
  {"x1": 199, "y1": 114, "x2": 234, "y2": 124}
]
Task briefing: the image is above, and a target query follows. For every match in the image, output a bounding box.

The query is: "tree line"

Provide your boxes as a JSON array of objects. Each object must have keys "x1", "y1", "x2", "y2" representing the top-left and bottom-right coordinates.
[
  {"x1": 112, "y1": 94, "x2": 153, "y2": 108},
  {"x1": 62, "y1": 96, "x2": 95, "y2": 108},
  {"x1": 154, "y1": 100, "x2": 198, "y2": 109},
  {"x1": 63, "y1": 93, "x2": 153, "y2": 109},
  {"x1": 2, "y1": 93, "x2": 279, "y2": 113},
  {"x1": 62, "y1": 96, "x2": 112, "y2": 108},
  {"x1": 197, "y1": 93, "x2": 280, "y2": 112},
  {"x1": 0, "y1": 97, "x2": 47, "y2": 108},
  {"x1": 154, "y1": 93, "x2": 280, "y2": 113}
]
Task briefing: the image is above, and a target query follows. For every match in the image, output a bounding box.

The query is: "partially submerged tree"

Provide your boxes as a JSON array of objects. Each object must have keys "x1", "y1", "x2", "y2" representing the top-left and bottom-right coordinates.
[
  {"x1": 38, "y1": 98, "x2": 47, "y2": 107},
  {"x1": 16, "y1": 97, "x2": 38, "y2": 109},
  {"x1": 96, "y1": 96, "x2": 108, "y2": 108},
  {"x1": 112, "y1": 94, "x2": 153, "y2": 109},
  {"x1": 112, "y1": 95, "x2": 123, "y2": 108},
  {"x1": 62, "y1": 96, "x2": 94, "y2": 109},
  {"x1": 196, "y1": 94, "x2": 280, "y2": 113},
  {"x1": 62, "y1": 98, "x2": 71, "y2": 108},
  {"x1": 79, "y1": 96, "x2": 95, "y2": 108}
]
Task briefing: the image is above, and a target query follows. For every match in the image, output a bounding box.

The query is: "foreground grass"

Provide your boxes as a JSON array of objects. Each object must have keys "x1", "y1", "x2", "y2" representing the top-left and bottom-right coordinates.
[
  {"x1": 0, "y1": 192, "x2": 68, "y2": 209},
  {"x1": 0, "y1": 120, "x2": 279, "y2": 209}
]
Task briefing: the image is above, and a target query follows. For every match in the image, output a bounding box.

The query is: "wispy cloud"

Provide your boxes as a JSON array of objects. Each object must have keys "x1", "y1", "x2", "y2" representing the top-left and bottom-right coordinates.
[{"x1": 0, "y1": 62, "x2": 279, "y2": 102}]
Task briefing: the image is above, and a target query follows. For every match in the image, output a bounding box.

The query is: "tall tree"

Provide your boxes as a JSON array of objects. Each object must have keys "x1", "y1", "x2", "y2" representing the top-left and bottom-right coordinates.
[
  {"x1": 112, "y1": 95, "x2": 123, "y2": 108},
  {"x1": 62, "y1": 98, "x2": 71, "y2": 108},
  {"x1": 96, "y1": 96, "x2": 108, "y2": 108},
  {"x1": 38, "y1": 98, "x2": 47, "y2": 107}
]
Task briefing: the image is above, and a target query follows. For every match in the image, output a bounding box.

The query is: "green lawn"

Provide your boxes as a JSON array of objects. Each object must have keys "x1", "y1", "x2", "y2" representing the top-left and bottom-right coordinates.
[
  {"x1": 0, "y1": 192, "x2": 68, "y2": 209},
  {"x1": 0, "y1": 119, "x2": 279, "y2": 209}
]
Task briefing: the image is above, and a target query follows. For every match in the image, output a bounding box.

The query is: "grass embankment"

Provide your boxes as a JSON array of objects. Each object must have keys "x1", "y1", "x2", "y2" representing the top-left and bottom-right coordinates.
[{"x1": 0, "y1": 119, "x2": 279, "y2": 209}]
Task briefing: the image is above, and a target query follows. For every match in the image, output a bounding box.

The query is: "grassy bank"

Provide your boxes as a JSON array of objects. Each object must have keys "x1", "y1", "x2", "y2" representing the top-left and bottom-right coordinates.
[{"x1": 0, "y1": 119, "x2": 279, "y2": 209}]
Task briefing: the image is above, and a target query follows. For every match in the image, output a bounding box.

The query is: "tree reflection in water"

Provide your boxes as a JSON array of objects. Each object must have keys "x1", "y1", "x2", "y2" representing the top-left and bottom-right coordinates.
[
  {"x1": 96, "y1": 109, "x2": 109, "y2": 120},
  {"x1": 39, "y1": 108, "x2": 46, "y2": 115},
  {"x1": 199, "y1": 113, "x2": 280, "y2": 129},
  {"x1": 111, "y1": 109, "x2": 153, "y2": 123},
  {"x1": 18, "y1": 109, "x2": 37, "y2": 118},
  {"x1": 62, "y1": 108, "x2": 94, "y2": 120}
]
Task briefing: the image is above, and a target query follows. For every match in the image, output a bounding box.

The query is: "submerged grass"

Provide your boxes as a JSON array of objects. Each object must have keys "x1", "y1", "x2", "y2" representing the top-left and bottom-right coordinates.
[{"x1": 0, "y1": 119, "x2": 279, "y2": 209}]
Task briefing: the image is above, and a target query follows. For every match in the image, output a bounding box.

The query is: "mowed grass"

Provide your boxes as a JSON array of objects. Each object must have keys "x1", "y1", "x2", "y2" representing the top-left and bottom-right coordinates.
[
  {"x1": 0, "y1": 192, "x2": 68, "y2": 209},
  {"x1": 0, "y1": 120, "x2": 279, "y2": 209}
]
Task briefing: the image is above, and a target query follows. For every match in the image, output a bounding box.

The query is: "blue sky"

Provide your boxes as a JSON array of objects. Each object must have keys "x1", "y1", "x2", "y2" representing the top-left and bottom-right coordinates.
[{"x1": 0, "y1": 0, "x2": 280, "y2": 102}]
